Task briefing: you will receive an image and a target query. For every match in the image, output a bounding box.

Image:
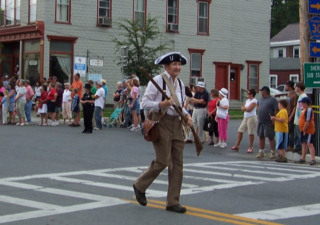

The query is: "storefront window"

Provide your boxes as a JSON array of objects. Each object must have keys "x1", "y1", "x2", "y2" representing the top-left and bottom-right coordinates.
[{"x1": 24, "y1": 40, "x2": 40, "y2": 86}]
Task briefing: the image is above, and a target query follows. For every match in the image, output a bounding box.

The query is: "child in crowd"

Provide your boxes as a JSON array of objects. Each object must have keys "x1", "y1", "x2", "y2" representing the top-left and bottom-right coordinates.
[
  {"x1": 215, "y1": 88, "x2": 229, "y2": 148},
  {"x1": 1, "y1": 90, "x2": 9, "y2": 125},
  {"x1": 270, "y1": 99, "x2": 288, "y2": 163},
  {"x1": 129, "y1": 78, "x2": 140, "y2": 132},
  {"x1": 295, "y1": 97, "x2": 316, "y2": 166},
  {"x1": 38, "y1": 85, "x2": 48, "y2": 126},
  {"x1": 71, "y1": 88, "x2": 80, "y2": 126},
  {"x1": 207, "y1": 89, "x2": 219, "y2": 145},
  {"x1": 34, "y1": 81, "x2": 41, "y2": 115}
]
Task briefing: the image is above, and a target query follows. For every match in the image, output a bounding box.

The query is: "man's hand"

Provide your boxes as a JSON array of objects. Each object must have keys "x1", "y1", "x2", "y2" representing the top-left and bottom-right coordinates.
[
  {"x1": 159, "y1": 97, "x2": 175, "y2": 108},
  {"x1": 185, "y1": 114, "x2": 193, "y2": 127}
]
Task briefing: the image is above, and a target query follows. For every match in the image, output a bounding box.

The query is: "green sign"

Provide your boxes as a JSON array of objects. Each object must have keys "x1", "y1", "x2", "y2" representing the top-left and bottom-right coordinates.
[{"x1": 304, "y1": 63, "x2": 320, "y2": 88}]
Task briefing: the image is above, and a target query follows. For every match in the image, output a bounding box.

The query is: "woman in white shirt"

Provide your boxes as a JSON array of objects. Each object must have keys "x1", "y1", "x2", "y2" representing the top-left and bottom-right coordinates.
[
  {"x1": 231, "y1": 89, "x2": 258, "y2": 153},
  {"x1": 62, "y1": 83, "x2": 72, "y2": 125},
  {"x1": 215, "y1": 88, "x2": 229, "y2": 149}
]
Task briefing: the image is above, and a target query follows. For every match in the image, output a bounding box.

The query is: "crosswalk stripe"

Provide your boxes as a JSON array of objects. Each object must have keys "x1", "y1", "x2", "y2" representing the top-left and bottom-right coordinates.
[{"x1": 0, "y1": 195, "x2": 59, "y2": 210}]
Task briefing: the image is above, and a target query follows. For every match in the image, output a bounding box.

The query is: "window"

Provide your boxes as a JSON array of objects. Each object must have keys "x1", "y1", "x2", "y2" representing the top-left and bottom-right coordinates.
[
  {"x1": 1, "y1": 0, "x2": 20, "y2": 26},
  {"x1": 246, "y1": 60, "x2": 261, "y2": 90},
  {"x1": 197, "y1": 0, "x2": 211, "y2": 34},
  {"x1": 167, "y1": 0, "x2": 178, "y2": 31},
  {"x1": 293, "y1": 46, "x2": 300, "y2": 58},
  {"x1": 290, "y1": 74, "x2": 299, "y2": 83},
  {"x1": 98, "y1": 0, "x2": 111, "y2": 18},
  {"x1": 269, "y1": 74, "x2": 278, "y2": 89},
  {"x1": 23, "y1": 40, "x2": 40, "y2": 86},
  {"x1": 29, "y1": 0, "x2": 37, "y2": 23},
  {"x1": 56, "y1": 0, "x2": 70, "y2": 23},
  {"x1": 189, "y1": 48, "x2": 205, "y2": 77},
  {"x1": 278, "y1": 49, "x2": 283, "y2": 58},
  {"x1": 134, "y1": 0, "x2": 146, "y2": 28}
]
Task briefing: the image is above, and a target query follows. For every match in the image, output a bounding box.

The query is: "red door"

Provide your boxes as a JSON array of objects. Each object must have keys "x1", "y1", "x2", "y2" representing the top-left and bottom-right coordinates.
[
  {"x1": 230, "y1": 66, "x2": 240, "y2": 100},
  {"x1": 215, "y1": 63, "x2": 228, "y2": 91}
]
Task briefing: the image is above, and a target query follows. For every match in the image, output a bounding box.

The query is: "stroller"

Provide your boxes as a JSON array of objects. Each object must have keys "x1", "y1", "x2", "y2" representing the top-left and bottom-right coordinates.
[{"x1": 105, "y1": 107, "x2": 123, "y2": 128}]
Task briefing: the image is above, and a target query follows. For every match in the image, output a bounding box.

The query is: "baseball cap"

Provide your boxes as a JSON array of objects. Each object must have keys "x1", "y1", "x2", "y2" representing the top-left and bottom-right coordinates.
[
  {"x1": 196, "y1": 81, "x2": 205, "y2": 88},
  {"x1": 299, "y1": 97, "x2": 311, "y2": 105},
  {"x1": 260, "y1": 86, "x2": 270, "y2": 92}
]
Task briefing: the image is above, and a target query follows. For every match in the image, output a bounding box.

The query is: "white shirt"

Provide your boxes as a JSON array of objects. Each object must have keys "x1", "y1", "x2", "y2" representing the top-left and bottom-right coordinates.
[
  {"x1": 217, "y1": 97, "x2": 229, "y2": 119},
  {"x1": 63, "y1": 89, "x2": 72, "y2": 102},
  {"x1": 141, "y1": 71, "x2": 188, "y2": 117},
  {"x1": 244, "y1": 98, "x2": 257, "y2": 118},
  {"x1": 95, "y1": 87, "x2": 105, "y2": 108},
  {"x1": 35, "y1": 86, "x2": 41, "y2": 97}
]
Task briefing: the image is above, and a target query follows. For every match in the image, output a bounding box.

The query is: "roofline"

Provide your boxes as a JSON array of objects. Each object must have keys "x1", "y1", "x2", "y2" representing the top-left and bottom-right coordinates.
[{"x1": 270, "y1": 40, "x2": 300, "y2": 47}]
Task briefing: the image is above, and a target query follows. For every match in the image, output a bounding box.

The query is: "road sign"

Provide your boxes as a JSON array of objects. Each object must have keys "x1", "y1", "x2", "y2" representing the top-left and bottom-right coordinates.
[
  {"x1": 74, "y1": 56, "x2": 87, "y2": 77},
  {"x1": 310, "y1": 42, "x2": 320, "y2": 57},
  {"x1": 309, "y1": 16, "x2": 320, "y2": 39},
  {"x1": 304, "y1": 63, "x2": 320, "y2": 88},
  {"x1": 309, "y1": 0, "x2": 320, "y2": 14}
]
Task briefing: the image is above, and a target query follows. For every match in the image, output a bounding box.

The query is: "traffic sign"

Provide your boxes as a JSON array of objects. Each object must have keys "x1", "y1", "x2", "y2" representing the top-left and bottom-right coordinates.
[
  {"x1": 310, "y1": 42, "x2": 320, "y2": 57},
  {"x1": 304, "y1": 63, "x2": 320, "y2": 88},
  {"x1": 309, "y1": 16, "x2": 320, "y2": 39},
  {"x1": 309, "y1": 0, "x2": 320, "y2": 14}
]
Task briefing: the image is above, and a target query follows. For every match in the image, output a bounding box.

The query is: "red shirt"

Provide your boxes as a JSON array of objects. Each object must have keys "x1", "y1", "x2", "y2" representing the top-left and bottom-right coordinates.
[
  {"x1": 47, "y1": 88, "x2": 57, "y2": 100},
  {"x1": 208, "y1": 98, "x2": 219, "y2": 116}
]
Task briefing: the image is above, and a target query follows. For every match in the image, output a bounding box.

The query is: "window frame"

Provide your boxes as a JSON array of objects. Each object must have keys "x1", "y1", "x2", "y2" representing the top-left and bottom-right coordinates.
[
  {"x1": 293, "y1": 46, "x2": 300, "y2": 58},
  {"x1": 166, "y1": 0, "x2": 179, "y2": 32},
  {"x1": 246, "y1": 60, "x2": 262, "y2": 91},
  {"x1": 133, "y1": 0, "x2": 147, "y2": 28},
  {"x1": 269, "y1": 74, "x2": 278, "y2": 89},
  {"x1": 28, "y1": 0, "x2": 37, "y2": 24},
  {"x1": 97, "y1": 0, "x2": 112, "y2": 27},
  {"x1": 55, "y1": 0, "x2": 71, "y2": 24},
  {"x1": 188, "y1": 48, "x2": 205, "y2": 78},
  {"x1": 0, "y1": 0, "x2": 20, "y2": 27},
  {"x1": 196, "y1": 0, "x2": 211, "y2": 35},
  {"x1": 290, "y1": 74, "x2": 299, "y2": 83}
]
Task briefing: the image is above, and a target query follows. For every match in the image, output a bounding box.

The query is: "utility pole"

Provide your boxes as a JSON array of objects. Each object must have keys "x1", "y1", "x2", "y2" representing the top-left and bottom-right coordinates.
[{"x1": 299, "y1": 0, "x2": 311, "y2": 81}]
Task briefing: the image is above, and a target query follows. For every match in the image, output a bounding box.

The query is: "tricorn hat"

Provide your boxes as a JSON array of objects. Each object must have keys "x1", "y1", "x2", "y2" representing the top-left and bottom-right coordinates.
[{"x1": 154, "y1": 51, "x2": 187, "y2": 65}]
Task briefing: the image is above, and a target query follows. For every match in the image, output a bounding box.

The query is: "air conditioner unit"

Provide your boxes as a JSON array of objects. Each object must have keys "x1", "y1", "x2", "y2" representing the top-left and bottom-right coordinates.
[
  {"x1": 99, "y1": 17, "x2": 112, "y2": 26},
  {"x1": 190, "y1": 77, "x2": 205, "y2": 85},
  {"x1": 167, "y1": 24, "x2": 179, "y2": 31}
]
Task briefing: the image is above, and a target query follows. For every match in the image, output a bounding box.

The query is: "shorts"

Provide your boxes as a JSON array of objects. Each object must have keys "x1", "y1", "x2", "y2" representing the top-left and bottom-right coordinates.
[
  {"x1": 130, "y1": 100, "x2": 140, "y2": 112},
  {"x1": 55, "y1": 106, "x2": 62, "y2": 113},
  {"x1": 257, "y1": 122, "x2": 275, "y2": 138},
  {"x1": 300, "y1": 133, "x2": 314, "y2": 144},
  {"x1": 16, "y1": 101, "x2": 26, "y2": 118},
  {"x1": 275, "y1": 132, "x2": 288, "y2": 150},
  {"x1": 9, "y1": 102, "x2": 15, "y2": 112},
  {"x1": 238, "y1": 116, "x2": 257, "y2": 135},
  {"x1": 38, "y1": 104, "x2": 47, "y2": 114},
  {"x1": 47, "y1": 101, "x2": 56, "y2": 113}
]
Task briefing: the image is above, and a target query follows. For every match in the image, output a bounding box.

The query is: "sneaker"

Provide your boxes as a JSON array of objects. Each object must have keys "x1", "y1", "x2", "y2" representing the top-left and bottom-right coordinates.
[
  {"x1": 130, "y1": 126, "x2": 140, "y2": 132},
  {"x1": 310, "y1": 160, "x2": 317, "y2": 166},
  {"x1": 214, "y1": 142, "x2": 221, "y2": 147},
  {"x1": 127, "y1": 124, "x2": 133, "y2": 129},
  {"x1": 93, "y1": 127, "x2": 102, "y2": 130},
  {"x1": 51, "y1": 122, "x2": 57, "y2": 126},
  {"x1": 220, "y1": 143, "x2": 227, "y2": 149},
  {"x1": 16, "y1": 123, "x2": 20, "y2": 126},
  {"x1": 20, "y1": 123, "x2": 25, "y2": 126},
  {"x1": 256, "y1": 152, "x2": 264, "y2": 159},
  {"x1": 269, "y1": 152, "x2": 276, "y2": 159},
  {"x1": 43, "y1": 123, "x2": 48, "y2": 126},
  {"x1": 275, "y1": 155, "x2": 288, "y2": 163},
  {"x1": 295, "y1": 159, "x2": 306, "y2": 164}
]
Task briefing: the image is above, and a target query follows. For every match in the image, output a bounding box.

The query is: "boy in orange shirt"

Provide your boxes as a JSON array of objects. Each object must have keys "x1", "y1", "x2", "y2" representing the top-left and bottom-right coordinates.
[
  {"x1": 270, "y1": 99, "x2": 288, "y2": 163},
  {"x1": 295, "y1": 97, "x2": 316, "y2": 166}
]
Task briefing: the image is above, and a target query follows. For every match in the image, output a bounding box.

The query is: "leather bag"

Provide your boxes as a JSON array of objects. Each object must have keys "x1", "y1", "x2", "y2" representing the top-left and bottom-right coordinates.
[{"x1": 143, "y1": 119, "x2": 159, "y2": 142}]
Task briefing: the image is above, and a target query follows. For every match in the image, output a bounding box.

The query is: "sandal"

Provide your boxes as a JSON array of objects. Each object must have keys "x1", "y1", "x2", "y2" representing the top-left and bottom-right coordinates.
[
  {"x1": 231, "y1": 146, "x2": 239, "y2": 152},
  {"x1": 247, "y1": 148, "x2": 254, "y2": 153}
]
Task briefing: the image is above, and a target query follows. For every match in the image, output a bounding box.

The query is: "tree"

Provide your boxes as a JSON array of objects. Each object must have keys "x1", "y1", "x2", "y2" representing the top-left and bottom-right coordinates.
[
  {"x1": 271, "y1": 0, "x2": 299, "y2": 37},
  {"x1": 112, "y1": 15, "x2": 169, "y2": 85}
]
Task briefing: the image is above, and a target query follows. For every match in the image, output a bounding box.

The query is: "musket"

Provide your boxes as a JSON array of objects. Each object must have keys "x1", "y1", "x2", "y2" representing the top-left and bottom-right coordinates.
[{"x1": 140, "y1": 67, "x2": 203, "y2": 156}]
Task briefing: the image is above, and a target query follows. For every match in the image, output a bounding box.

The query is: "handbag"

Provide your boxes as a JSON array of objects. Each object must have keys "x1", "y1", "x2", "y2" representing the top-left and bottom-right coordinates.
[
  {"x1": 203, "y1": 116, "x2": 211, "y2": 132},
  {"x1": 143, "y1": 119, "x2": 159, "y2": 142}
]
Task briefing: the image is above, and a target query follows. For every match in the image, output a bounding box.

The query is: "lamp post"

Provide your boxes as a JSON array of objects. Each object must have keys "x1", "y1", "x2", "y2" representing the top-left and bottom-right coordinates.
[{"x1": 120, "y1": 46, "x2": 128, "y2": 79}]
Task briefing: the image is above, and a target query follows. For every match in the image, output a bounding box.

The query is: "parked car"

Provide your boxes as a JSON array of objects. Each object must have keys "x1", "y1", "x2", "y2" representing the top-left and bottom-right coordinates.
[
  {"x1": 270, "y1": 87, "x2": 287, "y2": 100},
  {"x1": 276, "y1": 84, "x2": 287, "y2": 92}
]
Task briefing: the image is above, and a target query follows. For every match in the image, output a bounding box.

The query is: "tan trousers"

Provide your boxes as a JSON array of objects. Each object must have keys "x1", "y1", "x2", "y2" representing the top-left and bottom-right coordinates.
[{"x1": 135, "y1": 113, "x2": 184, "y2": 206}]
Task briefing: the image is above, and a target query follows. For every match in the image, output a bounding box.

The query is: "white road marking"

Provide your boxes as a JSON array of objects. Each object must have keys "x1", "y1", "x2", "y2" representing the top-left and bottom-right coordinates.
[{"x1": 236, "y1": 203, "x2": 320, "y2": 220}]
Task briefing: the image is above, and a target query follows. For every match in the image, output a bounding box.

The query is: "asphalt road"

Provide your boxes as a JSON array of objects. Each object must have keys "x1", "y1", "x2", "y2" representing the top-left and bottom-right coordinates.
[{"x1": 0, "y1": 119, "x2": 319, "y2": 225}]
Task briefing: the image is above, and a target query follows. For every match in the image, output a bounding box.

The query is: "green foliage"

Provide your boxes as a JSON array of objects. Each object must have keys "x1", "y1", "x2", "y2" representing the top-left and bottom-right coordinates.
[
  {"x1": 112, "y1": 15, "x2": 170, "y2": 85},
  {"x1": 271, "y1": 0, "x2": 299, "y2": 37}
]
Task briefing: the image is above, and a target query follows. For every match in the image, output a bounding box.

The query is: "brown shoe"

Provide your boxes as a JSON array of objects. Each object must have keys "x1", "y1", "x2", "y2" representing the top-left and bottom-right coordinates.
[
  {"x1": 133, "y1": 184, "x2": 147, "y2": 206},
  {"x1": 166, "y1": 204, "x2": 186, "y2": 213},
  {"x1": 185, "y1": 139, "x2": 193, "y2": 144}
]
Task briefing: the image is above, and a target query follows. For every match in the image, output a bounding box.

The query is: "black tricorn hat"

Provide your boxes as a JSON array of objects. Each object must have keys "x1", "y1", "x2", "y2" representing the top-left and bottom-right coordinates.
[
  {"x1": 154, "y1": 52, "x2": 187, "y2": 65},
  {"x1": 84, "y1": 83, "x2": 91, "y2": 89}
]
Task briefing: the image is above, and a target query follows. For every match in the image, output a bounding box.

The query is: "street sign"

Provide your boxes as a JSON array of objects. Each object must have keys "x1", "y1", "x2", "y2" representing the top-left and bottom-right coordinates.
[
  {"x1": 89, "y1": 59, "x2": 104, "y2": 67},
  {"x1": 309, "y1": 0, "x2": 320, "y2": 14},
  {"x1": 310, "y1": 42, "x2": 320, "y2": 57},
  {"x1": 88, "y1": 73, "x2": 102, "y2": 82},
  {"x1": 304, "y1": 63, "x2": 320, "y2": 88},
  {"x1": 309, "y1": 16, "x2": 320, "y2": 39},
  {"x1": 74, "y1": 56, "x2": 87, "y2": 77}
]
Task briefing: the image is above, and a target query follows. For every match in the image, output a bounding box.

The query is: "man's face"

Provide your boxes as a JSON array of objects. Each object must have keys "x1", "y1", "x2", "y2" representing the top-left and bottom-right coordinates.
[
  {"x1": 261, "y1": 90, "x2": 268, "y2": 98},
  {"x1": 74, "y1": 74, "x2": 79, "y2": 81},
  {"x1": 164, "y1": 61, "x2": 181, "y2": 78},
  {"x1": 196, "y1": 86, "x2": 204, "y2": 93},
  {"x1": 285, "y1": 84, "x2": 289, "y2": 91}
]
